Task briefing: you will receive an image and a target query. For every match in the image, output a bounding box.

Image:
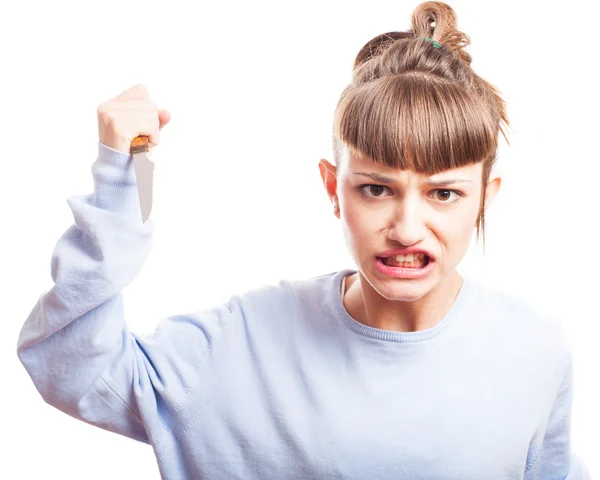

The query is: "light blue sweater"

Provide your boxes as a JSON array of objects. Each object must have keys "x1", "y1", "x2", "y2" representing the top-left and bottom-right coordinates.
[{"x1": 17, "y1": 143, "x2": 589, "y2": 479}]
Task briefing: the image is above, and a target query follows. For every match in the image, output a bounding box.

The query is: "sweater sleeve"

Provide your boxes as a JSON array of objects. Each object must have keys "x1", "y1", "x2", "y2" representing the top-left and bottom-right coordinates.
[
  {"x1": 523, "y1": 350, "x2": 590, "y2": 480},
  {"x1": 16, "y1": 143, "x2": 226, "y2": 446}
]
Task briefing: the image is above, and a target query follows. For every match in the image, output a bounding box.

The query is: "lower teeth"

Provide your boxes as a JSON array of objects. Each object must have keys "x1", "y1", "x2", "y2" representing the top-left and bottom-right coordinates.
[{"x1": 383, "y1": 258, "x2": 426, "y2": 268}]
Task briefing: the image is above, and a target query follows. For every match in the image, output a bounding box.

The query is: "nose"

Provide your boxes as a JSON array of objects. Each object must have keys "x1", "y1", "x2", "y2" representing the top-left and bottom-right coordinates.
[{"x1": 387, "y1": 197, "x2": 427, "y2": 246}]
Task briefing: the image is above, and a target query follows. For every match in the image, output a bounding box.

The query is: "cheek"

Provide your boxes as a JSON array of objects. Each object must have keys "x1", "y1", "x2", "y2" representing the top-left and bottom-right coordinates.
[
  {"x1": 342, "y1": 200, "x2": 362, "y2": 227},
  {"x1": 437, "y1": 205, "x2": 481, "y2": 251},
  {"x1": 441, "y1": 215, "x2": 473, "y2": 236},
  {"x1": 339, "y1": 195, "x2": 377, "y2": 252},
  {"x1": 341, "y1": 203, "x2": 366, "y2": 241},
  {"x1": 341, "y1": 192, "x2": 375, "y2": 231},
  {"x1": 341, "y1": 202, "x2": 392, "y2": 263}
]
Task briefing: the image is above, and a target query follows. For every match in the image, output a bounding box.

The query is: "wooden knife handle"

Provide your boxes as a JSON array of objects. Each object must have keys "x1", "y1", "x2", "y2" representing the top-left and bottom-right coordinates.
[{"x1": 131, "y1": 135, "x2": 150, "y2": 154}]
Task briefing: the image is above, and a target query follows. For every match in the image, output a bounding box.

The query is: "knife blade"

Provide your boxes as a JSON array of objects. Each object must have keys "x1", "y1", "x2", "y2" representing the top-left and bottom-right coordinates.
[{"x1": 131, "y1": 135, "x2": 154, "y2": 223}]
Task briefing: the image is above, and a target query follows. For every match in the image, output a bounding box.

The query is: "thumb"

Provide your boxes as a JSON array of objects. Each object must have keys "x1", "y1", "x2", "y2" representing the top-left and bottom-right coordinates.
[{"x1": 158, "y1": 109, "x2": 172, "y2": 129}]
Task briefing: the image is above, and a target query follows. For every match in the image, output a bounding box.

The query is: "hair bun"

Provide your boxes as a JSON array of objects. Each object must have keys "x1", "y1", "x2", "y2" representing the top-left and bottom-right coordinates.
[
  {"x1": 411, "y1": 1, "x2": 472, "y2": 64},
  {"x1": 353, "y1": 31, "x2": 412, "y2": 69}
]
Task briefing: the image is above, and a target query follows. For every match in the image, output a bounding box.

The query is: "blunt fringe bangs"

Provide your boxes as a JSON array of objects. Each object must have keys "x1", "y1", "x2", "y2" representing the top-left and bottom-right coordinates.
[{"x1": 333, "y1": 72, "x2": 498, "y2": 175}]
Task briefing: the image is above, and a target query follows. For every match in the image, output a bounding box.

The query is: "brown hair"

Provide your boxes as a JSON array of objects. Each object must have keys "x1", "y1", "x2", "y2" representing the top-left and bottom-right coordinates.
[{"x1": 332, "y1": 1, "x2": 510, "y2": 251}]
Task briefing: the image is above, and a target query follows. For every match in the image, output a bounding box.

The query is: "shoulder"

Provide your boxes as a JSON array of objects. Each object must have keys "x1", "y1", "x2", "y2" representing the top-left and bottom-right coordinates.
[
  {"x1": 467, "y1": 279, "x2": 572, "y2": 369},
  {"x1": 198, "y1": 270, "x2": 348, "y2": 349},
  {"x1": 224, "y1": 269, "x2": 348, "y2": 319}
]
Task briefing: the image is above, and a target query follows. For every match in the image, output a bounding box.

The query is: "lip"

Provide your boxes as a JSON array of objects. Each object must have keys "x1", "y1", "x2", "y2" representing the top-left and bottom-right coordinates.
[
  {"x1": 375, "y1": 256, "x2": 435, "y2": 279},
  {"x1": 376, "y1": 247, "x2": 436, "y2": 262}
]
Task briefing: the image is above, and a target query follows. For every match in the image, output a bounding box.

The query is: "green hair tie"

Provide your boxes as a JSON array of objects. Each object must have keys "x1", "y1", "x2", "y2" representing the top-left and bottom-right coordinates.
[{"x1": 424, "y1": 37, "x2": 441, "y2": 48}]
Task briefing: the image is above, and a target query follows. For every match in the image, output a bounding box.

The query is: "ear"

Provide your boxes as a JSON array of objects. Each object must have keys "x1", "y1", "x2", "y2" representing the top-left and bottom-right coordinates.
[
  {"x1": 483, "y1": 172, "x2": 502, "y2": 212},
  {"x1": 318, "y1": 159, "x2": 338, "y2": 200},
  {"x1": 318, "y1": 159, "x2": 340, "y2": 217}
]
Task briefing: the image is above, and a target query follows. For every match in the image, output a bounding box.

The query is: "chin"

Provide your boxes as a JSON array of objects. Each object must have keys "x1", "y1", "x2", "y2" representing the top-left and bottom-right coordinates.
[{"x1": 380, "y1": 282, "x2": 432, "y2": 302}]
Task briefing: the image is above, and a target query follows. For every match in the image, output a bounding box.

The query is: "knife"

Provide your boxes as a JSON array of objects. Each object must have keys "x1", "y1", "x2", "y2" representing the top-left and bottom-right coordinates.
[{"x1": 131, "y1": 135, "x2": 154, "y2": 223}]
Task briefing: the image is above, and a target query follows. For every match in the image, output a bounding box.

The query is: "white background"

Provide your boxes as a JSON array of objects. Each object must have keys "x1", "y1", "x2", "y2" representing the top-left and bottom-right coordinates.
[{"x1": 1, "y1": 0, "x2": 598, "y2": 478}]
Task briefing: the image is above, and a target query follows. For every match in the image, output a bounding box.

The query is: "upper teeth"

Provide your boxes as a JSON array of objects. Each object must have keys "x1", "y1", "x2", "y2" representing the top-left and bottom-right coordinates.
[{"x1": 393, "y1": 253, "x2": 426, "y2": 262}]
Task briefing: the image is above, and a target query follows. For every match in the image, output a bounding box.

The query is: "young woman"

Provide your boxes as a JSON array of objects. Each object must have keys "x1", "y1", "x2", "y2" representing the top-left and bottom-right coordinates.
[{"x1": 17, "y1": 2, "x2": 589, "y2": 479}]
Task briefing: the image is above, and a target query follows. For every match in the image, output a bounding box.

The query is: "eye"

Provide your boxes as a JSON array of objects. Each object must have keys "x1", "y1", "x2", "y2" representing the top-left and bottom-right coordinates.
[
  {"x1": 358, "y1": 184, "x2": 392, "y2": 198},
  {"x1": 432, "y1": 189, "x2": 463, "y2": 203}
]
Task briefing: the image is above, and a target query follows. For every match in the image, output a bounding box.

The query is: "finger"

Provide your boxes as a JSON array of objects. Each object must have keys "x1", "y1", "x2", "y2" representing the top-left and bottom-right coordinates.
[
  {"x1": 147, "y1": 123, "x2": 161, "y2": 147},
  {"x1": 131, "y1": 118, "x2": 160, "y2": 148},
  {"x1": 147, "y1": 134, "x2": 160, "y2": 148},
  {"x1": 158, "y1": 109, "x2": 171, "y2": 129}
]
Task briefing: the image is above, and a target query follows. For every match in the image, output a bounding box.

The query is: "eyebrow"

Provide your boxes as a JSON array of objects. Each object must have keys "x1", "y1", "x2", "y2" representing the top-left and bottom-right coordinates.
[{"x1": 353, "y1": 172, "x2": 473, "y2": 187}]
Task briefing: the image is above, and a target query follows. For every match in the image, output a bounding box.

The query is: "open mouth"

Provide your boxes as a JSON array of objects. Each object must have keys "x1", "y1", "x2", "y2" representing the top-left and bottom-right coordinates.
[{"x1": 378, "y1": 254, "x2": 431, "y2": 269}]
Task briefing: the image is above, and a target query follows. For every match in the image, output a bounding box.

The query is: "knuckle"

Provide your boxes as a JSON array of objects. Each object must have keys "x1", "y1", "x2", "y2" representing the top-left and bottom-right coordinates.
[
  {"x1": 96, "y1": 103, "x2": 108, "y2": 117},
  {"x1": 136, "y1": 83, "x2": 150, "y2": 97},
  {"x1": 99, "y1": 108, "x2": 116, "y2": 123}
]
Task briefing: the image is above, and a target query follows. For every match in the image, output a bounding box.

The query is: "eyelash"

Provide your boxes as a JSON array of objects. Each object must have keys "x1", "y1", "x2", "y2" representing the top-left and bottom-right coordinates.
[{"x1": 357, "y1": 184, "x2": 465, "y2": 204}]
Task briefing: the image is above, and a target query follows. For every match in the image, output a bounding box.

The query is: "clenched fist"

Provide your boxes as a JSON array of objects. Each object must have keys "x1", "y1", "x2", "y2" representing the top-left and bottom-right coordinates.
[{"x1": 97, "y1": 83, "x2": 171, "y2": 153}]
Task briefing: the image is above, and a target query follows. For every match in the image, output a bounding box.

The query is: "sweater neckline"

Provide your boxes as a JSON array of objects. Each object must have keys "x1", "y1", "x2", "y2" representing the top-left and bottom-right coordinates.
[{"x1": 332, "y1": 269, "x2": 472, "y2": 343}]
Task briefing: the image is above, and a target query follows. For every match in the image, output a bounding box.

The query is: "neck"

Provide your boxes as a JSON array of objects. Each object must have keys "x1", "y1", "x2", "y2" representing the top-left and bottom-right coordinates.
[{"x1": 343, "y1": 269, "x2": 463, "y2": 333}]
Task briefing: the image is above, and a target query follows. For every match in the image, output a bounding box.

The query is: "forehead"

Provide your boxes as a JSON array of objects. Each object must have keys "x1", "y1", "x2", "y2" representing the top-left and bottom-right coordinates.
[{"x1": 341, "y1": 147, "x2": 483, "y2": 179}]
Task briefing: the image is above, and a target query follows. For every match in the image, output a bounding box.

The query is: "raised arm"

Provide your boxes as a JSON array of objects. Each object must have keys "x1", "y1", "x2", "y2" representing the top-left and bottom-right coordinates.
[{"x1": 16, "y1": 84, "x2": 222, "y2": 445}]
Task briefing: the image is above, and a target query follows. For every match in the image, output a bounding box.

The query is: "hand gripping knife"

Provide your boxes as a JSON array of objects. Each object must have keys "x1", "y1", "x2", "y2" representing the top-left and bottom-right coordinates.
[{"x1": 131, "y1": 135, "x2": 154, "y2": 223}]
